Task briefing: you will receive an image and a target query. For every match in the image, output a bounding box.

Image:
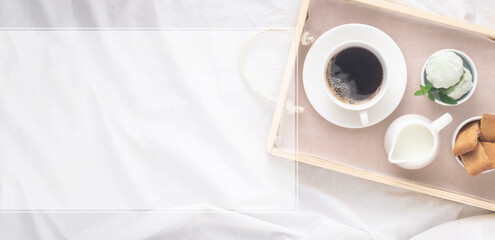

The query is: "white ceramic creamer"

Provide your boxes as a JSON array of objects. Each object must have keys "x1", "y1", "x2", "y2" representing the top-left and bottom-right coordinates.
[{"x1": 384, "y1": 113, "x2": 453, "y2": 169}]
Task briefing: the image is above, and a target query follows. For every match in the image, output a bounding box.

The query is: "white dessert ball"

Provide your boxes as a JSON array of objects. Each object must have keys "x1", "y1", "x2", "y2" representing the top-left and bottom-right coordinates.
[
  {"x1": 425, "y1": 51, "x2": 464, "y2": 88},
  {"x1": 445, "y1": 67, "x2": 473, "y2": 100}
]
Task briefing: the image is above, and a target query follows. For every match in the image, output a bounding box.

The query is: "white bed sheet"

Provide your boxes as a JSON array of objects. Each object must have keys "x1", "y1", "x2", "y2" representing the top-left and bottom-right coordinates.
[
  {"x1": 0, "y1": 29, "x2": 297, "y2": 211},
  {"x1": 0, "y1": 0, "x2": 494, "y2": 239}
]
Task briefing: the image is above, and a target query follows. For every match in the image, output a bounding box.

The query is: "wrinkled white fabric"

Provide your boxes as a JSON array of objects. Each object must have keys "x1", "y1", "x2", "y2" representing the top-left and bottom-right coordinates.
[
  {"x1": 0, "y1": 30, "x2": 296, "y2": 211},
  {"x1": 0, "y1": 0, "x2": 494, "y2": 239}
]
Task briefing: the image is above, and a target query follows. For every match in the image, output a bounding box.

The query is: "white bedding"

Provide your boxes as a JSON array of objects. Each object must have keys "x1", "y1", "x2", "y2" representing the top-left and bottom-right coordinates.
[{"x1": 0, "y1": 0, "x2": 494, "y2": 239}]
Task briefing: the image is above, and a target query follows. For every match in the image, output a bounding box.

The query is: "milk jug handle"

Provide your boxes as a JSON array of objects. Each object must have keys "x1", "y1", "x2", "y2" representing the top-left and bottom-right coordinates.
[{"x1": 431, "y1": 113, "x2": 453, "y2": 132}]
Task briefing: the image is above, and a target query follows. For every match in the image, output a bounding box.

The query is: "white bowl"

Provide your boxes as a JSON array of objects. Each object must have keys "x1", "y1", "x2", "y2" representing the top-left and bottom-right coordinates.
[
  {"x1": 421, "y1": 49, "x2": 477, "y2": 106},
  {"x1": 451, "y1": 116, "x2": 493, "y2": 174}
]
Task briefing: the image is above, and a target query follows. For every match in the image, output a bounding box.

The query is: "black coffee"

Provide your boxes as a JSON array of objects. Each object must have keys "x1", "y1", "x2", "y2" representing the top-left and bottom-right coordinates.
[{"x1": 327, "y1": 47, "x2": 383, "y2": 105}]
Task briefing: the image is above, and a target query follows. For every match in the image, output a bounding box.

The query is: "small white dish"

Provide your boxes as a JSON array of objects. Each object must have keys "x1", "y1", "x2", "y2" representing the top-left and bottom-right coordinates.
[
  {"x1": 303, "y1": 24, "x2": 407, "y2": 128},
  {"x1": 451, "y1": 116, "x2": 493, "y2": 174},
  {"x1": 421, "y1": 49, "x2": 477, "y2": 106}
]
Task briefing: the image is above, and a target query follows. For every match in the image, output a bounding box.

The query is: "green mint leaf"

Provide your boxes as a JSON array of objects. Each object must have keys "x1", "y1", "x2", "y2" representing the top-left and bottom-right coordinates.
[
  {"x1": 414, "y1": 90, "x2": 426, "y2": 96},
  {"x1": 420, "y1": 85, "x2": 426, "y2": 92},
  {"x1": 439, "y1": 91, "x2": 457, "y2": 104},
  {"x1": 425, "y1": 83, "x2": 433, "y2": 91},
  {"x1": 427, "y1": 92, "x2": 435, "y2": 101},
  {"x1": 430, "y1": 87, "x2": 438, "y2": 91}
]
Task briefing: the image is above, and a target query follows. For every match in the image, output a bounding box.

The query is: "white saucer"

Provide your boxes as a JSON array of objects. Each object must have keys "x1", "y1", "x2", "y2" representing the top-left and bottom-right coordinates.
[{"x1": 303, "y1": 24, "x2": 407, "y2": 128}]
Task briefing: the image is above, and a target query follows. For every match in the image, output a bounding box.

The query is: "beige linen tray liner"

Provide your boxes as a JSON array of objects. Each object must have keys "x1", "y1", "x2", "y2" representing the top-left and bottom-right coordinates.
[{"x1": 289, "y1": 0, "x2": 495, "y2": 201}]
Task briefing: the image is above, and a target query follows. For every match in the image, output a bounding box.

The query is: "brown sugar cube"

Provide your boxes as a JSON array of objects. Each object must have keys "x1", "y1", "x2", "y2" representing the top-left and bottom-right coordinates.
[
  {"x1": 481, "y1": 142, "x2": 495, "y2": 168},
  {"x1": 453, "y1": 121, "x2": 480, "y2": 156},
  {"x1": 480, "y1": 114, "x2": 495, "y2": 142},
  {"x1": 460, "y1": 142, "x2": 492, "y2": 177}
]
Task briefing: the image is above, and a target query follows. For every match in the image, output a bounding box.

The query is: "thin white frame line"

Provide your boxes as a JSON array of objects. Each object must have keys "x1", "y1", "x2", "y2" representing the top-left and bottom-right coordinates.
[
  {"x1": 0, "y1": 210, "x2": 299, "y2": 213},
  {"x1": 0, "y1": 27, "x2": 296, "y2": 31},
  {"x1": 295, "y1": 44, "x2": 300, "y2": 212}
]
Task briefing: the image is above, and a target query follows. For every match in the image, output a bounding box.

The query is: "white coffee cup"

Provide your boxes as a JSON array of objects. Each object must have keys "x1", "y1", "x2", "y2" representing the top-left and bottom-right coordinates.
[{"x1": 322, "y1": 40, "x2": 388, "y2": 126}]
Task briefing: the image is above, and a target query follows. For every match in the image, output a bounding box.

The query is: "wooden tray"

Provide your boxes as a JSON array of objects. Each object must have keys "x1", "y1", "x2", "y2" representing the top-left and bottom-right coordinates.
[{"x1": 266, "y1": 0, "x2": 495, "y2": 211}]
